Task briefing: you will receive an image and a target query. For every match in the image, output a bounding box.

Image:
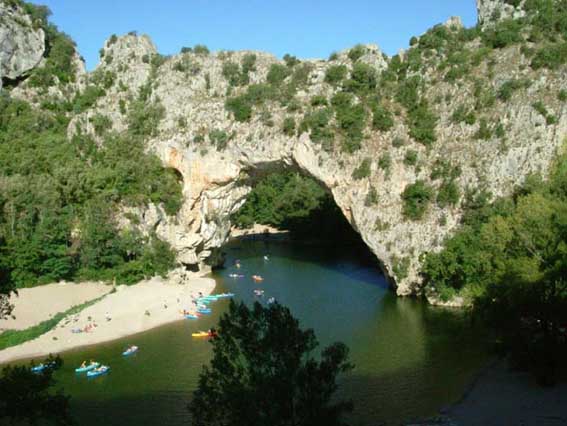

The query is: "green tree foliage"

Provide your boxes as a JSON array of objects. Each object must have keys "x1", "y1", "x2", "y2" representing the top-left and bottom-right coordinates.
[
  {"x1": 421, "y1": 153, "x2": 567, "y2": 384},
  {"x1": 348, "y1": 44, "x2": 367, "y2": 62},
  {"x1": 266, "y1": 63, "x2": 291, "y2": 86},
  {"x1": 344, "y1": 62, "x2": 377, "y2": 96},
  {"x1": 189, "y1": 301, "x2": 354, "y2": 426},
  {"x1": 371, "y1": 103, "x2": 394, "y2": 131},
  {"x1": 0, "y1": 94, "x2": 180, "y2": 289},
  {"x1": 324, "y1": 65, "x2": 347, "y2": 86},
  {"x1": 331, "y1": 92, "x2": 366, "y2": 153},
  {"x1": 0, "y1": 356, "x2": 72, "y2": 425},
  {"x1": 401, "y1": 180, "x2": 434, "y2": 220},
  {"x1": 193, "y1": 44, "x2": 210, "y2": 55},
  {"x1": 282, "y1": 117, "x2": 296, "y2": 136},
  {"x1": 352, "y1": 158, "x2": 371, "y2": 180}
]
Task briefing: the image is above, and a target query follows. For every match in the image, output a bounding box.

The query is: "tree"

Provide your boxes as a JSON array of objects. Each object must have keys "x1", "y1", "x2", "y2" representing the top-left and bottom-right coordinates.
[
  {"x1": 189, "y1": 301, "x2": 354, "y2": 426},
  {"x1": 0, "y1": 355, "x2": 72, "y2": 425}
]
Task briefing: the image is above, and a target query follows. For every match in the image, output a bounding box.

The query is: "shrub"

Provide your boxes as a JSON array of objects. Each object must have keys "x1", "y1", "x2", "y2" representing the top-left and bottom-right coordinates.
[
  {"x1": 451, "y1": 104, "x2": 476, "y2": 125},
  {"x1": 404, "y1": 150, "x2": 418, "y2": 166},
  {"x1": 222, "y1": 61, "x2": 242, "y2": 86},
  {"x1": 372, "y1": 104, "x2": 394, "y2": 131},
  {"x1": 209, "y1": 129, "x2": 230, "y2": 151},
  {"x1": 481, "y1": 19, "x2": 523, "y2": 48},
  {"x1": 324, "y1": 65, "x2": 347, "y2": 86},
  {"x1": 401, "y1": 180, "x2": 434, "y2": 220},
  {"x1": 437, "y1": 179, "x2": 461, "y2": 207},
  {"x1": 328, "y1": 52, "x2": 339, "y2": 61},
  {"x1": 378, "y1": 153, "x2": 391, "y2": 173},
  {"x1": 241, "y1": 54, "x2": 257, "y2": 74},
  {"x1": 408, "y1": 102, "x2": 437, "y2": 146},
  {"x1": 282, "y1": 117, "x2": 296, "y2": 136},
  {"x1": 193, "y1": 44, "x2": 210, "y2": 55},
  {"x1": 392, "y1": 137, "x2": 405, "y2": 148},
  {"x1": 531, "y1": 42, "x2": 567, "y2": 70},
  {"x1": 225, "y1": 95, "x2": 252, "y2": 122},
  {"x1": 267, "y1": 64, "x2": 291, "y2": 86},
  {"x1": 475, "y1": 118, "x2": 492, "y2": 140},
  {"x1": 90, "y1": 114, "x2": 111, "y2": 136},
  {"x1": 558, "y1": 89, "x2": 567, "y2": 102},
  {"x1": 127, "y1": 99, "x2": 166, "y2": 138},
  {"x1": 331, "y1": 93, "x2": 366, "y2": 153},
  {"x1": 283, "y1": 54, "x2": 300, "y2": 67},
  {"x1": 300, "y1": 108, "x2": 334, "y2": 149},
  {"x1": 365, "y1": 186, "x2": 379, "y2": 206},
  {"x1": 344, "y1": 62, "x2": 377, "y2": 95},
  {"x1": 310, "y1": 95, "x2": 328, "y2": 107},
  {"x1": 348, "y1": 44, "x2": 367, "y2": 62},
  {"x1": 497, "y1": 79, "x2": 530, "y2": 101},
  {"x1": 352, "y1": 158, "x2": 372, "y2": 180}
]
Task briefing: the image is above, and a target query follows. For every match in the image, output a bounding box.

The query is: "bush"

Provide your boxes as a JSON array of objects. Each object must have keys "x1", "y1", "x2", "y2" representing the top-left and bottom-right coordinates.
[
  {"x1": 497, "y1": 79, "x2": 530, "y2": 101},
  {"x1": 222, "y1": 61, "x2": 242, "y2": 86},
  {"x1": 451, "y1": 104, "x2": 476, "y2": 125},
  {"x1": 372, "y1": 104, "x2": 394, "y2": 131},
  {"x1": 209, "y1": 129, "x2": 230, "y2": 150},
  {"x1": 344, "y1": 62, "x2": 377, "y2": 95},
  {"x1": 352, "y1": 158, "x2": 372, "y2": 180},
  {"x1": 267, "y1": 63, "x2": 291, "y2": 86},
  {"x1": 481, "y1": 19, "x2": 523, "y2": 48},
  {"x1": 282, "y1": 117, "x2": 296, "y2": 136},
  {"x1": 324, "y1": 65, "x2": 348, "y2": 86},
  {"x1": 283, "y1": 54, "x2": 300, "y2": 67},
  {"x1": 404, "y1": 149, "x2": 418, "y2": 166},
  {"x1": 531, "y1": 42, "x2": 567, "y2": 69},
  {"x1": 193, "y1": 44, "x2": 210, "y2": 55},
  {"x1": 408, "y1": 102, "x2": 437, "y2": 146},
  {"x1": 365, "y1": 186, "x2": 379, "y2": 206},
  {"x1": 331, "y1": 93, "x2": 366, "y2": 153},
  {"x1": 300, "y1": 108, "x2": 334, "y2": 149},
  {"x1": 378, "y1": 153, "x2": 391, "y2": 174},
  {"x1": 401, "y1": 180, "x2": 434, "y2": 220},
  {"x1": 475, "y1": 118, "x2": 492, "y2": 140},
  {"x1": 225, "y1": 95, "x2": 252, "y2": 122},
  {"x1": 348, "y1": 44, "x2": 367, "y2": 62},
  {"x1": 310, "y1": 95, "x2": 328, "y2": 107},
  {"x1": 437, "y1": 179, "x2": 461, "y2": 207}
]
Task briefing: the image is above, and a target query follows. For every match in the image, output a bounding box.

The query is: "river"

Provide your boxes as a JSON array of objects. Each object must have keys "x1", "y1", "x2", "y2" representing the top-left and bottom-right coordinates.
[{"x1": 45, "y1": 239, "x2": 490, "y2": 425}]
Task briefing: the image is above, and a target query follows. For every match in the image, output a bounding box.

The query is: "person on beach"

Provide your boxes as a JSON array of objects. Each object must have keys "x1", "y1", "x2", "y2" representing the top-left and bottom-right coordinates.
[{"x1": 105, "y1": 312, "x2": 111, "y2": 321}]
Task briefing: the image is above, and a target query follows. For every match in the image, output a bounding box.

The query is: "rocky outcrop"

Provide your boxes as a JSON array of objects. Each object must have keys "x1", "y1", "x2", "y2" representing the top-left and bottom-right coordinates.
[
  {"x1": 0, "y1": 1, "x2": 45, "y2": 87},
  {"x1": 476, "y1": 0, "x2": 526, "y2": 26},
  {"x1": 6, "y1": 2, "x2": 567, "y2": 298}
]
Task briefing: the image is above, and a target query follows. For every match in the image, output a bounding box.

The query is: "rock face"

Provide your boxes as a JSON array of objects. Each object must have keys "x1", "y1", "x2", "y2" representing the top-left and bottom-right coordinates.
[
  {"x1": 6, "y1": 2, "x2": 567, "y2": 298},
  {"x1": 0, "y1": 2, "x2": 45, "y2": 86},
  {"x1": 476, "y1": 0, "x2": 526, "y2": 26}
]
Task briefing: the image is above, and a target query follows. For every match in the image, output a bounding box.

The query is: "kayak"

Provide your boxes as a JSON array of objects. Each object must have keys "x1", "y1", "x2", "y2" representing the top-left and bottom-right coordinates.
[
  {"x1": 216, "y1": 293, "x2": 235, "y2": 298},
  {"x1": 185, "y1": 314, "x2": 198, "y2": 319},
  {"x1": 197, "y1": 299, "x2": 212, "y2": 305},
  {"x1": 199, "y1": 296, "x2": 219, "y2": 301},
  {"x1": 122, "y1": 346, "x2": 138, "y2": 356},
  {"x1": 75, "y1": 362, "x2": 100, "y2": 373},
  {"x1": 192, "y1": 331, "x2": 215, "y2": 337},
  {"x1": 87, "y1": 366, "x2": 110, "y2": 378},
  {"x1": 197, "y1": 308, "x2": 211, "y2": 314},
  {"x1": 31, "y1": 364, "x2": 46, "y2": 373}
]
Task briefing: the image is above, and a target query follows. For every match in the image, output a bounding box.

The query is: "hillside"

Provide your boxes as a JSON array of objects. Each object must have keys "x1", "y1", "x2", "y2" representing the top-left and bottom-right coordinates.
[{"x1": 0, "y1": 0, "x2": 566, "y2": 303}]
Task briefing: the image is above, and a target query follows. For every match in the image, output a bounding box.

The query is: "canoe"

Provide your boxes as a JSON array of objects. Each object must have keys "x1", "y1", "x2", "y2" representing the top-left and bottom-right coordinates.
[
  {"x1": 87, "y1": 366, "x2": 110, "y2": 378},
  {"x1": 122, "y1": 346, "x2": 138, "y2": 356},
  {"x1": 216, "y1": 293, "x2": 235, "y2": 298},
  {"x1": 198, "y1": 299, "x2": 212, "y2": 305},
  {"x1": 31, "y1": 364, "x2": 45, "y2": 373},
  {"x1": 192, "y1": 331, "x2": 210, "y2": 337},
  {"x1": 197, "y1": 308, "x2": 211, "y2": 314},
  {"x1": 199, "y1": 296, "x2": 219, "y2": 301},
  {"x1": 185, "y1": 314, "x2": 198, "y2": 319},
  {"x1": 75, "y1": 362, "x2": 99, "y2": 373}
]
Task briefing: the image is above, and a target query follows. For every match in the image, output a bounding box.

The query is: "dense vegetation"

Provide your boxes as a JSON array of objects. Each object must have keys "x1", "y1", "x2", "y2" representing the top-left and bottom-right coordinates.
[
  {"x1": 0, "y1": 356, "x2": 72, "y2": 425},
  {"x1": 231, "y1": 171, "x2": 356, "y2": 239},
  {"x1": 190, "y1": 300, "x2": 353, "y2": 426},
  {"x1": 421, "y1": 152, "x2": 567, "y2": 384}
]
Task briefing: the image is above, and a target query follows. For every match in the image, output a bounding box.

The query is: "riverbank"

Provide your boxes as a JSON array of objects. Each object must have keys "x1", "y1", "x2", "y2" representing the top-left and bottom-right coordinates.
[
  {"x1": 230, "y1": 224, "x2": 290, "y2": 241},
  {"x1": 408, "y1": 359, "x2": 567, "y2": 426},
  {"x1": 0, "y1": 275, "x2": 216, "y2": 364}
]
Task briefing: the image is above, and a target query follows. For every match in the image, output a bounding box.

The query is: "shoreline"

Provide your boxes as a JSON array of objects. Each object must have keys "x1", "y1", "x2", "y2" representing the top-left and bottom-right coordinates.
[{"x1": 0, "y1": 273, "x2": 216, "y2": 365}]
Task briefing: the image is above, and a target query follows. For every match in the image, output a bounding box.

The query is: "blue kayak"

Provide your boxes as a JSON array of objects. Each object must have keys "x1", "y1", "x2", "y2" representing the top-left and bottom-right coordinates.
[
  {"x1": 31, "y1": 364, "x2": 46, "y2": 373},
  {"x1": 122, "y1": 346, "x2": 138, "y2": 356},
  {"x1": 197, "y1": 308, "x2": 211, "y2": 314},
  {"x1": 75, "y1": 362, "x2": 99, "y2": 373},
  {"x1": 198, "y1": 299, "x2": 212, "y2": 305},
  {"x1": 216, "y1": 293, "x2": 235, "y2": 298},
  {"x1": 199, "y1": 295, "x2": 219, "y2": 301},
  {"x1": 185, "y1": 314, "x2": 198, "y2": 319},
  {"x1": 87, "y1": 366, "x2": 110, "y2": 378}
]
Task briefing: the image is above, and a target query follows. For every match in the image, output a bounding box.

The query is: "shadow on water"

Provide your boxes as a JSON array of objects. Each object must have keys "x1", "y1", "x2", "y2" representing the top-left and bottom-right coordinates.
[{"x1": 30, "y1": 239, "x2": 490, "y2": 426}]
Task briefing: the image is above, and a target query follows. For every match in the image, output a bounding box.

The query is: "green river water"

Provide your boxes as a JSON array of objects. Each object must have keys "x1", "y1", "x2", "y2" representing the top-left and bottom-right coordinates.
[{"x1": 33, "y1": 240, "x2": 490, "y2": 425}]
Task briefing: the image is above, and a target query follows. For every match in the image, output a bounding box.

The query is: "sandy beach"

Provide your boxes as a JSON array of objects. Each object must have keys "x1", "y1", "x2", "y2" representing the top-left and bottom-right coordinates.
[{"x1": 0, "y1": 275, "x2": 216, "y2": 364}]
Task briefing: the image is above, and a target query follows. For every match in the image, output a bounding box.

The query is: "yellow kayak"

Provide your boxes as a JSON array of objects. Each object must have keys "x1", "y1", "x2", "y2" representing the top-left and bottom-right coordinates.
[{"x1": 192, "y1": 331, "x2": 210, "y2": 338}]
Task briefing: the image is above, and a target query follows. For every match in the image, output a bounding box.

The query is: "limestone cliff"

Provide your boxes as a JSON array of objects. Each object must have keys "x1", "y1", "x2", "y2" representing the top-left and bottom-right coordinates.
[
  {"x1": 0, "y1": 1, "x2": 44, "y2": 87},
  {"x1": 4, "y1": 0, "x2": 567, "y2": 299}
]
